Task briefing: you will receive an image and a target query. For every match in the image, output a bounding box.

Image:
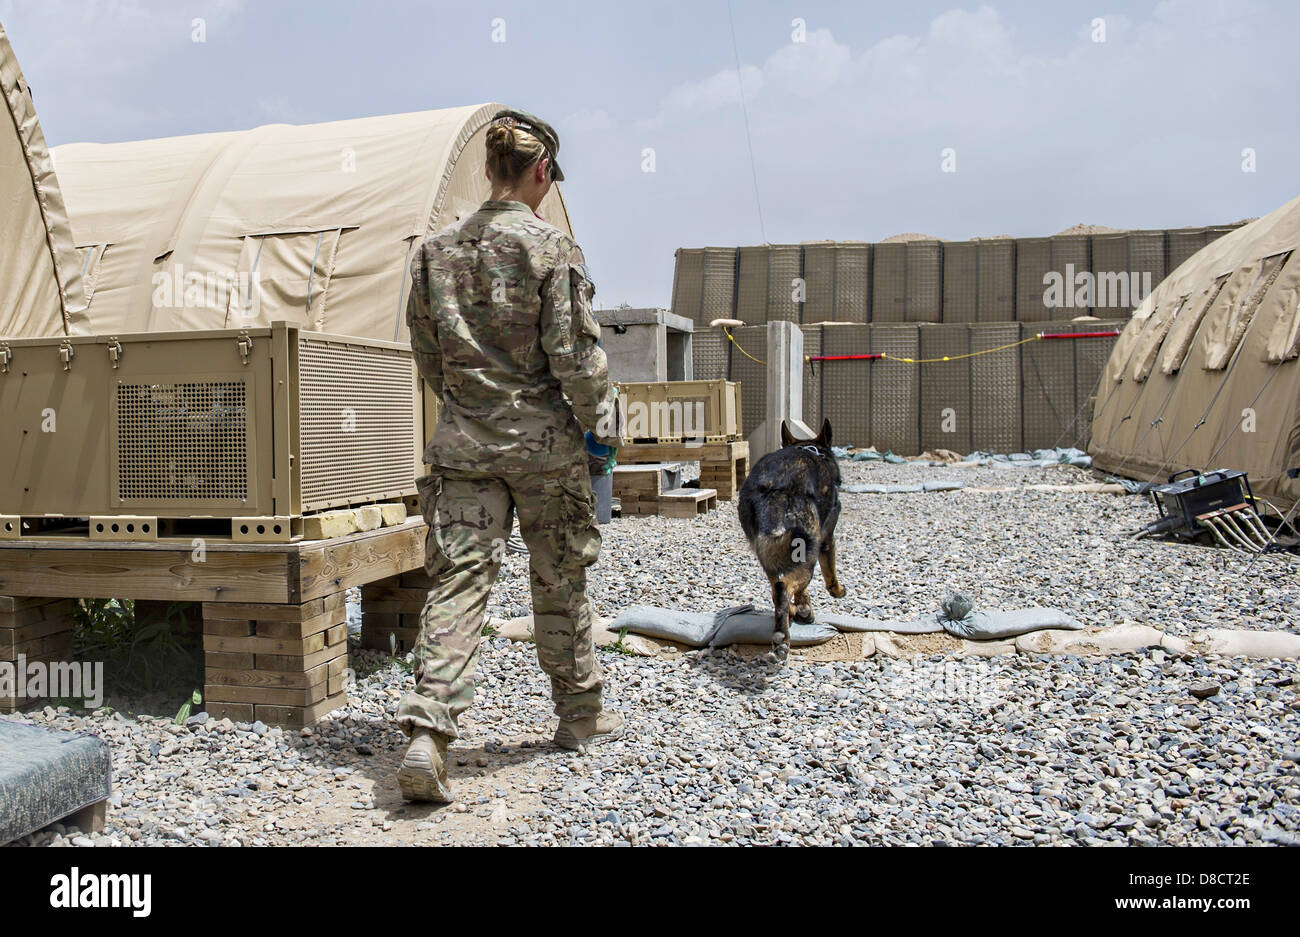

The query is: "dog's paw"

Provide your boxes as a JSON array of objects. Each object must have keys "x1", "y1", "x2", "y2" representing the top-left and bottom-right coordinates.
[
  {"x1": 829, "y1": 583, "x2": 847, "y2": 598},
  {"x1": 792, "y1": 605, "x2": 814, "y2": 624}
]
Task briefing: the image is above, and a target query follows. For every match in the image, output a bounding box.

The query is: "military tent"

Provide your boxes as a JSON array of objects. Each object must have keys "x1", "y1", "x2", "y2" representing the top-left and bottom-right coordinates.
[
  {"x1": 42, "y1": 102, "x2": 573, "y2": 342},
  {"x1": 1090, "y1": 195, "x2": 1300, "y2": 512},
  {"x1": 0, "y1": 19, "x2": 84, "y2": 337}
]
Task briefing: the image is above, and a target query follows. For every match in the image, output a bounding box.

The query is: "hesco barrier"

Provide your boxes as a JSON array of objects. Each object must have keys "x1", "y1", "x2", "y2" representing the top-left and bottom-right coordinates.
[
  {"x1": 692, "y1": 321, "x2": 1125, "y2": 456},
  {"x1": 671, "y1": 223, "x2": 1247, "y2": 327}
]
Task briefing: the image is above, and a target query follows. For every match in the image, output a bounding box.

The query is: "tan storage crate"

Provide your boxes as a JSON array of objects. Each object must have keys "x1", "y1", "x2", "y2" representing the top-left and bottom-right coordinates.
[
  {"x1": 616, "y1": 379, "x2": 741, "y2": 444},
  {"x1": 0, "y1": 322, "x2": 423, "y2": 540}
]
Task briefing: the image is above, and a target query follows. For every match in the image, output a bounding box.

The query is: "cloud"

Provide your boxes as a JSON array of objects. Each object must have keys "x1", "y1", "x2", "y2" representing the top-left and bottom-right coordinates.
[{"x1": 571, "y1": 0, "x2": 1295, "y2": 306}]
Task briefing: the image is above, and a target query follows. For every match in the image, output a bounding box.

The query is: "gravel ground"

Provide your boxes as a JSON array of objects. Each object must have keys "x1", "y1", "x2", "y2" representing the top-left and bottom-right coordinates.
[{"x1": 5, "y1": 458, "x2": 1299, "y2": 847}]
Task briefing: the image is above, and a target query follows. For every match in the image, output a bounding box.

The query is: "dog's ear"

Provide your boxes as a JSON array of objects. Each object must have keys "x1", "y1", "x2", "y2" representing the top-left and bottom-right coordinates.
[
  {"x1": 780, "y1": 420, "x2": 796, "y2": 447},
  {"x1": 817, "y1": 419, "x2": 832, "y2": 447}
]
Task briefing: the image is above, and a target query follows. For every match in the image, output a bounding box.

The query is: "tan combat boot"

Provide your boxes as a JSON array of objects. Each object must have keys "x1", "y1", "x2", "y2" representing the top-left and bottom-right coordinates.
[
  {"x1": 554, "y1": 710, "x2": 625, "y2": 752},
  {"x1": 397, "y1": 727, "x2": 454, "y2": 803}
]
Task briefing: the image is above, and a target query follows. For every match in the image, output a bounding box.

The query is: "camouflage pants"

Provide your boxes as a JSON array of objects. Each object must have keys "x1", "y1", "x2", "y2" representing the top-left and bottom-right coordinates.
[{"x1": 395, "y1": 460, "x2": 605, "y2": 739}]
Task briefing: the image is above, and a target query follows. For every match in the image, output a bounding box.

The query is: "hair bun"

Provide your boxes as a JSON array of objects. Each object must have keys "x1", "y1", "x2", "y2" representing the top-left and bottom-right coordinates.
[{"x1": 486, "y1": 124, "x2": 516, "y2": 156}]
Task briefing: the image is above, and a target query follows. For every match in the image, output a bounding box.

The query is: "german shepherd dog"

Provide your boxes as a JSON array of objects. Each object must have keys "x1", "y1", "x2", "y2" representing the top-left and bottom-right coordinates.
[{"x1": 737, "y1": 419, "x2": 845, "y2": 654}]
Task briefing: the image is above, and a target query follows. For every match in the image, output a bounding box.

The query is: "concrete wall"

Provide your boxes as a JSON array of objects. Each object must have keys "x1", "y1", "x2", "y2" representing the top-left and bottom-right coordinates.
[{"x1": 595, "y1": 308, "x2": 693, "y2": 383}]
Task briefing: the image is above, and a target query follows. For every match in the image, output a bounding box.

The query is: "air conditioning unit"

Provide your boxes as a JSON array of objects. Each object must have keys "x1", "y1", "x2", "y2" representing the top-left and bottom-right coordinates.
[{"x1": 0, "y1": 322, "x2": 426, "y2": 541}]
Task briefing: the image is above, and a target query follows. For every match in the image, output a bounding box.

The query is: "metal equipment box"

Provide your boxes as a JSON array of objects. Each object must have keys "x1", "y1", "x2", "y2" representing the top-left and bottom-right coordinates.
[
  {"x1": 615, "y1": 379, "x2": 742, "y2": 444},
  {"x1": 0, "y1": 322, "x2": 422, "y2": 541}
]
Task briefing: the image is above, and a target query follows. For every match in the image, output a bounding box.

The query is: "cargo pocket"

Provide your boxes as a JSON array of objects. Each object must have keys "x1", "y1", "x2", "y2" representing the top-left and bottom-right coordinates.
[
  {"x1": 532, "y1": 475, "x2": 601, "y2": 582},
  {"x1": 555, "y1": 476, "x2": 602, "y2": 569},
  {"x1": 415, "y1": 473, "x2": 452, "y2": 577}
]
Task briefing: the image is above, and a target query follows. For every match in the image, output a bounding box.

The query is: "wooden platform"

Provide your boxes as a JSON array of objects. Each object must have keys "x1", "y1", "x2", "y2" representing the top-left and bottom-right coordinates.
[
  {"x1": 0, "y1": 499, "x2": 412, "y2": 545},
  {"x1": 0, "y1": 518, "x2": 428, "y2": 726},
  {"x1": 618, "y1": 440, "x2": 749, "y2": 500},
  {"x1": 657, "y1": 488, "x2": 719, "y2": 518}
]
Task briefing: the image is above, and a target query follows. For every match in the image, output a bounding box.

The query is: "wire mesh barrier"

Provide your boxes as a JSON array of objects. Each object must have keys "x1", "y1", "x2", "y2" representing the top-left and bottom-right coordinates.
[
  {"x1": 1167, "y1": 226, "x2": 1208, "y2": 274},
  {"x1": 905, "y1": 241, "x2": 943, "y2": 323},
  {"x1": 942, "y1": 241, "x2": 978, "y2": 324},
  {"x1": 766, "y1": 245, "x2": 802, "y2": 323},
  {"x1": 834, "y1": 243, "x2": 870, "y2": 324},
  {"x1": 1015, "y1": 236, "x2": 1053, "y2": 323},
  {"x1": 735, "y1": 246, "x2": 768, "y2": 325},
  {"x1": 977, "y1": 239, "x2": 1016, "y2": 322},
  {"x1": 802, "y1": 242, "x2": 837, "y2": 324},
  {"x1": 701, "y1": 247, "x2": 737, "y2": 324},
  {"x1": 693, "y1": 322, "x2": 1125, "y2": 455},
  {"x1": 871, "y1": 242, "x2": 907, "y2": 323},
  {"x1": 671, "y1": 224, "x2": 1245, "y2": 327}
]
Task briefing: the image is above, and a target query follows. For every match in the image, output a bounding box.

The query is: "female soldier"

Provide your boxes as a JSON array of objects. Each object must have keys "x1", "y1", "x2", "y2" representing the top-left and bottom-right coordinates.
[{"x1": 395, "y1": 108, "x2": 623, "y2": 803}]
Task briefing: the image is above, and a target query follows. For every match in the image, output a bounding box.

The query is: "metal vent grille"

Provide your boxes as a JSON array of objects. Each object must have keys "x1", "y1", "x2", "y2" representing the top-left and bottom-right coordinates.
[
  {"x1": 299, "y1": 339, "x2": 414, "y2": 510},
  {"x1": 116, "y1": 381, "x2": 249, "y2": 501}
]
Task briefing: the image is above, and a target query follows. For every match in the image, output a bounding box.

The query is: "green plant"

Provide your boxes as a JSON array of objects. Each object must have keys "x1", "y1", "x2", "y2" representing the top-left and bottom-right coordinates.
[
  {"x1": 173, "y1": 689, "x2": 203, "y2": 725},
  {"x1": 481, "y1": 621, "x2": 499, "y2": 637},
  {"x1": 388, "y1": 633, "x2": 414, "y2": 673},
  {"x1": 607, "y1": 627, "x2": 638, "y2": 657},
  {"x1": 75, "y1": 599, "x2": 203, "y2": 701}
]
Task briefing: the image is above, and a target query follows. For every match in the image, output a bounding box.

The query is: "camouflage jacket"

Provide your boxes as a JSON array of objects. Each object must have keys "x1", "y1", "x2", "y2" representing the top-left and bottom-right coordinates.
[{"x1": 407, "y1": 199, "x2": 620, "y2": 472}]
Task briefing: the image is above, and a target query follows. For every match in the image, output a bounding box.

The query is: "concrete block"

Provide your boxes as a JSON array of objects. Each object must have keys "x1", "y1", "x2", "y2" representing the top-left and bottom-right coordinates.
[
  {"x1": 355, "y1": 505, "x2": 383, "y2": 531},
  {"x1": 303, "y1": 510, "x2": 359, "y2": 541}
]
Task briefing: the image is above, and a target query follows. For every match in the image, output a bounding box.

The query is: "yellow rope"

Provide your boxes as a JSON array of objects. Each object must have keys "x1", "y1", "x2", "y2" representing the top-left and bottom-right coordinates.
[
  {"x1": 878, "y1": 335, "x2": 1040, "y2": 364},
  {"x1": 723, "y1": 327, "x2": 768, "y2": 365},
  {"x1": 725, "y1": 328, "x2": 1049, "y2": 366}
]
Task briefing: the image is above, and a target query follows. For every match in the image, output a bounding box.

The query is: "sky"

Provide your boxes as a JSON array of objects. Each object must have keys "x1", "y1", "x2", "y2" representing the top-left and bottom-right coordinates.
[{"x1": 2, "y1": 0, "x2": 1296, "y2": 308}]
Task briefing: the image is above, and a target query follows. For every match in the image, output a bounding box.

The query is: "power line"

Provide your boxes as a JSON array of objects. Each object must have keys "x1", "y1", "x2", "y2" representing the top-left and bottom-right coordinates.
[{"x1": 726, "y1": 0, "x2": 766, "y2": 243}]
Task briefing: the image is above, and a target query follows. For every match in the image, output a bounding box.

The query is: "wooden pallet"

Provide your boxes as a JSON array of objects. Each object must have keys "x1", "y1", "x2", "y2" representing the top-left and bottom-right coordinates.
[
  {"x1": 657, "y1": 488, "x2": 719, "y2": 518},
  {"x1": 202, "y1": 594, "x2": 350, "y2": 727},
  {"x1": 0, "y1": 518, "x2": 428, "y2": 727},
  {"x1": 0, "y1": 597, "x2": 78, "y2": 713},
  {"x1": 358, "y1": 569, "x2": 435, "y2": 654},
  {"x1": 618, "y1": 440, "x2": 749, "y2": 500},
  {"x1": 0, "y1": 500, "x2": 409, "y2": 545}
]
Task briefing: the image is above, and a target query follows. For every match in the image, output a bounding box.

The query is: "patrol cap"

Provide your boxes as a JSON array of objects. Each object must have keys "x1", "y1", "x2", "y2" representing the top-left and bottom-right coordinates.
[{"x1": 490, "y1": 108, "x2": 565, "y2": 181}]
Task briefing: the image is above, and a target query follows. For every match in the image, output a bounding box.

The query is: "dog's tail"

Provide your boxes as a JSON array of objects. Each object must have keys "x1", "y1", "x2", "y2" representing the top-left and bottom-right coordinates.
[{"x1": 753, "y1": 496, "x2": 818, "y2": 576}]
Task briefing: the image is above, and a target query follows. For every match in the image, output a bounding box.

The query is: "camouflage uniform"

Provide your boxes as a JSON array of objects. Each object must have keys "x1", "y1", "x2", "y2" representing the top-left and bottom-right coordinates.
[{"x1": 396, "y1": 198, "x2": 620, "y2": 740}]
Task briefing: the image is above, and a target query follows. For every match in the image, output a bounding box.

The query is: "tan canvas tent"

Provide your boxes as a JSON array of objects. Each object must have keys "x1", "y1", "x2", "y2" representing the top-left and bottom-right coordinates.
[
  {"x1": 1090, "y1": 195, "x2": 1300, "y2": 511},
  {"x1": 47, "y1": 102, "x2": 574, "y2": 342},
  {"x1": 0, "y1": 19, "x2": 84, "y2": 337}
]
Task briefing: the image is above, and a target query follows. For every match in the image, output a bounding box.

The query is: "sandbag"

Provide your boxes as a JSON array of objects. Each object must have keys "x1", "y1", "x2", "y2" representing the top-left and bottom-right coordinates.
[
  {"x1": 936, "y1": 607, "x2": 1083, "y2": 639},
  {"x1": 610, "y1": 605, "x2": 714, "y2": 646},
  {"x1": 841, "y1": 480, "x2": 964, "y2": 494},
  {"x1": 611, "y1": 596, "x2": 1084, "y2": 647},
  {"x1": 609, "y1": 604, "x2": 840, "y2": 647}
]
